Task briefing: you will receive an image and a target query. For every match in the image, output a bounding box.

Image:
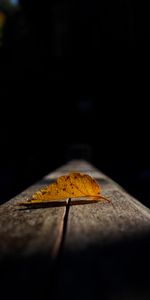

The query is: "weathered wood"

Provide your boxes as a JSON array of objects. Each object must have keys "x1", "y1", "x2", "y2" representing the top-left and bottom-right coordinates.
[
  {"x1": 56, "y1": 160, "x2": 150, "y2": 300},
  {"x1": 54, "y1": 160, "x2": 150, "y2": 246},
  {"x1": 0, "y1": 181, "x2": 66, "y2": 260},
  {"x1": 1, "y1": 160, "x2": 150, "y2": 300},
  {"x1": 0, "y1": 172, "x2": 67, "y2": 299}
]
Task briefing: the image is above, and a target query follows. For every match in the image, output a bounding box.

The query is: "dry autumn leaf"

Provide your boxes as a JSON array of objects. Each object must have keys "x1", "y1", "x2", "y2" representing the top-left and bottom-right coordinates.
[{"x1": 20, "y1": 173, "x2": 108, "y2": 205}]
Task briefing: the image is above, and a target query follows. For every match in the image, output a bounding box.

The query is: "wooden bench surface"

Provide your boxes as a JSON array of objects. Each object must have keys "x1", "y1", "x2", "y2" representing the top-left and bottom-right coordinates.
[{"x1": 0, "y1": 160, "x2": 150, "y2": 300}]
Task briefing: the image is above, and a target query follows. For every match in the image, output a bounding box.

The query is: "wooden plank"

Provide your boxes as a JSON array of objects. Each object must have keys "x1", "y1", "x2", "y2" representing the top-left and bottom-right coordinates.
[
  {"x1": 56, "y1": 160, "x2": 150, "y2": 300},
  {"x1": 0, "y1": 171, "x2": 68, "y2": 299},
  {"x1": 0, "y1": 181, "x2": 66, "y2": 259},
  {"x1": 1, "y1": 160, "x2": 150, "y2": 299}
]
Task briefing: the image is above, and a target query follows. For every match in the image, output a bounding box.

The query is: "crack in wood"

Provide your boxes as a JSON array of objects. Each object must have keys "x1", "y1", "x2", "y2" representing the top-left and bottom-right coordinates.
[{"x1": 57, "y1": 198, "x2": 71, "y2": 257}]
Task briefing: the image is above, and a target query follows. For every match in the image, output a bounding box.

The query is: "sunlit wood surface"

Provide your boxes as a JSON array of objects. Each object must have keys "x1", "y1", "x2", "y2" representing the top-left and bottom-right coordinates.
[{"x1": 0, "y1": 160, "x2": 150, "y2": 300}]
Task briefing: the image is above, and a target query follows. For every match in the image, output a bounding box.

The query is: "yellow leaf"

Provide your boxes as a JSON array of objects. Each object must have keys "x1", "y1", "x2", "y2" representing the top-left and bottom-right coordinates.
[{"x1": 20, "y1": 173, "x2": 108, "y2": 205}]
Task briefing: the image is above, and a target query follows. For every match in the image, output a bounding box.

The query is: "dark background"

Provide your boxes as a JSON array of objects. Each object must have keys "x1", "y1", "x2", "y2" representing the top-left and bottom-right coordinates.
[{"x1": 0, "y1": 0, "x2": 150, "y2": 206}]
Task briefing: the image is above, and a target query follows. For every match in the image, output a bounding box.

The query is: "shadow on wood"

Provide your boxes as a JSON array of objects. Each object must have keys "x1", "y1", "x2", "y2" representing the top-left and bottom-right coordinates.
[{"x1": 57, "y1": 231, "x2": 150, "y2": 300}]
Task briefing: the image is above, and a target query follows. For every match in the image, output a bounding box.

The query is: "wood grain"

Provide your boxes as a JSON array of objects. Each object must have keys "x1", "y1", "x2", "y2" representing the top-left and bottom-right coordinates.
[
  {"x1": 0, "y1": 181, "x2": 67, "y2": 260},
  {"x1": 56, "y1": 160, "x2": 150, "y2": 300},
  {"x1": 0, "y1": 174, "x2": 67, "y2": 299},
  {"x1": 1, "y1": 160, "x2": 150, "y2": 300}
]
